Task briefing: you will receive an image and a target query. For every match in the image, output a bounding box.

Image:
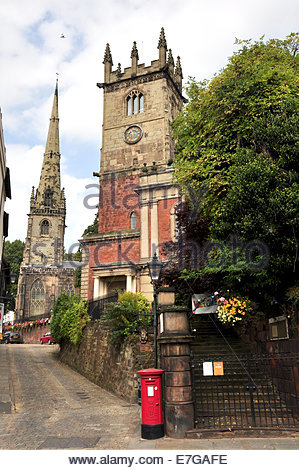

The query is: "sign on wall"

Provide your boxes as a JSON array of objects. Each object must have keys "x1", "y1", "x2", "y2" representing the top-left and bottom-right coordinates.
[{"x1": 192, "y1": 294, "x2": 218, "y2": 314}]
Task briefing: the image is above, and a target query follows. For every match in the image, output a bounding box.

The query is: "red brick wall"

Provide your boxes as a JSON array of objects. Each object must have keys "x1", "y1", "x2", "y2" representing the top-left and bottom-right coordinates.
[
  {"x1": 89, "y1": 239, "x2": 140, "y2": 265},
  {"x1": 158, "y1": 198, "x2": 178, "y2": 256},
  {"x1": 98, "y1": 173, "x2": 140, "y2": 233},
  {"x1": 87, "y1": 239, "x2": 141, "y2": 299}
]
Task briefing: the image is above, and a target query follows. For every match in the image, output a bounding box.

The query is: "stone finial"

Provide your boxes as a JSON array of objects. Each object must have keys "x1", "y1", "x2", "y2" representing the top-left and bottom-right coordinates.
[
  {"x1": 103, "y1": 43, "x2": 113, "y2": 65},
  {"x1": 158, "y1": 27, "x2": 167, "y2": 49},
  {"x1": 175, "y1": 56, "x2": 183, "y2": 78},
  {"x1": 167, "y1": 49, "x2": 175, "y2": 73},
  {"x1": 31, "y1": 186, "x2": 35, "y2": 199},
  {"x1": 116, "y1": 63, "x2": 122, "y2": 77},
  {"x1": 131, "y1": 41, "x2": 139, "y2": 60}
]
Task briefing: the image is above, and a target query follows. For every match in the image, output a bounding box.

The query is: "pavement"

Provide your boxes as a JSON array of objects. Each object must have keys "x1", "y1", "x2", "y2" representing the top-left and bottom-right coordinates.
[{"x1": 0, "y1": 343, "x2": 298, "y2": 451}]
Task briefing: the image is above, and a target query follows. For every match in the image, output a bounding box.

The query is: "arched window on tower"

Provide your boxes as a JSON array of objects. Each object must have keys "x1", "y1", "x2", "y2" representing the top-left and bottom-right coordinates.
[
  {"x1": 64, "y1": 281, "x2": 75, "y2": 296},
  {"x1": 126, "y1": 90, "x2": 144, "y2": 116},
  {"x1": 30, "y1": 280, "x2": 45, "y2": 315},
  {"x1": 41, "y1": 219, "x2": 49, "y2": 235},
  {"x1": 130, "y1": 211, "x2": 137, "y2": 230}
]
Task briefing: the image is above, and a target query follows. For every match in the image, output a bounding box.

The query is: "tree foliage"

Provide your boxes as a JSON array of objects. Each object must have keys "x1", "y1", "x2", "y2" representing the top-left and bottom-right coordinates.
[
  {"x1": 82, "y1": 211, "x2": 98, "y2": 236},
  {"x1": 3, "y1": 239, "x2": 25, "y2": 311},
  {"x1": 104, "y1": 291, "x2": 152, "y2": 345},
  {"x1": 172, "y1": 34, "x2": 299, "y2": 308},
  {"x1": 50, "y1": 292, "x2": 89, "y2": 346}
]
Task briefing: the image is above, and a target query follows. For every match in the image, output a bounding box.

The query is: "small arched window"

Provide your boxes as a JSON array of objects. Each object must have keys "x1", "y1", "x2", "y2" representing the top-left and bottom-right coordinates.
[
  {"x1": 64, "y1": 281, "x2": 75, "y2": 296},
  {"x1": 30, "y1": 280, "x2": 45, "y2": 315},
  {"x1": 41, "y1": 220, "x2": 49, "y2": 235},
  {"x1": 44, "y1": 188, "x2": 53, "y2": 207},
  {"x1": 126, "y1": 90, "x2": 144, "y2": 116},
  {"x1": 130, "y1": 211, "x2": 137, "y2": 230}
]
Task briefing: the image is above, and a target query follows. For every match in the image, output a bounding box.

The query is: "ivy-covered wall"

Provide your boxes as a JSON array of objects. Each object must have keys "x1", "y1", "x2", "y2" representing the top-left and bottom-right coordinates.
[{"x1": 58, "y1": 321, "x2": 154, "y2": 403}]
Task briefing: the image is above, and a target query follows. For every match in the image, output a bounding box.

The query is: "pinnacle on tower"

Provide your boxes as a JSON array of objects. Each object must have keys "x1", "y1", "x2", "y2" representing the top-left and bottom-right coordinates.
[
  {"x1": 167, "y1": 49, "x2": 175, "y2": 74},
  {"x1": 175, "y1": 56, "x2": 183, "y2": 77},
  {"x1": 158, "y1": 27, "x2": 167, "y2": 67},
  {"x1": 131, "y1": 41, "x2": 139, "y2": 60},
  {"x1": 158, "y1": 27, "x2": 167, "y2": 49},
  {"x1": 175, "y1": 56, "x2": 183, "y2": 91},
  {"x1": 103, "y1": 43, "x2": 113, "y2": 64},
  {"x1": 131, "y1": 41, "x2": 139, "y2": 76},
  {"x1": 103, "y1": 43, "x2": 113, "y2": 82}
]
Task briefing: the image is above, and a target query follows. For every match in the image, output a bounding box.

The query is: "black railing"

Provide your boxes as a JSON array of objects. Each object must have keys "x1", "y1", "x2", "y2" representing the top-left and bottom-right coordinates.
[
  {"x1": 87, "y1": 293, "x2": 118, "y2": 321},
  {"x1": 191, "y1": 352, "x2": 299, "y2": 430}
]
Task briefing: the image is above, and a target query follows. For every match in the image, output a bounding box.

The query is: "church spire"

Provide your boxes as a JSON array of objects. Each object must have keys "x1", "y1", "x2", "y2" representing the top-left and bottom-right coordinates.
[
  {"x1": 44, "y1": 78, "x2": 59, "y2": 156},
  {"x1": 35, "y1": 80, "x2": 63, "y2": 211}
]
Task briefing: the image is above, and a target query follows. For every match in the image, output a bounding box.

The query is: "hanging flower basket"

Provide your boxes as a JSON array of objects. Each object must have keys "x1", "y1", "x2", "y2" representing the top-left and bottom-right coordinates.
[{"x1": 217, "y1": 296, "x2": 249, "y2": 326}]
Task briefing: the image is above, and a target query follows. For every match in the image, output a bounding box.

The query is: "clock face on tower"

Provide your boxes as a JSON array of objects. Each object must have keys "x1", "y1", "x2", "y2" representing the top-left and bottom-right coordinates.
[{"x1": 124, "y1": 125, "x2": 143, "y2": 144}]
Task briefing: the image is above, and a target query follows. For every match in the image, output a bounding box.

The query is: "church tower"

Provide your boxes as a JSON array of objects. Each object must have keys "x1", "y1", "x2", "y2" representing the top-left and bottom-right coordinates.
[
  {"x1": 15, "y1": 81, "x2": 79, "y2": 321},
  {"x1": 80, "y1": 28, "x2": 185, "y2": 301}
]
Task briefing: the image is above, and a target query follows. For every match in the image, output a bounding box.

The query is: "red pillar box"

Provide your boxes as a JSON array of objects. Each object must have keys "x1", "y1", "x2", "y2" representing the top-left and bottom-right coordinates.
[{"x1": 137, "y1": 368, "x2": 164, "y2": 439}]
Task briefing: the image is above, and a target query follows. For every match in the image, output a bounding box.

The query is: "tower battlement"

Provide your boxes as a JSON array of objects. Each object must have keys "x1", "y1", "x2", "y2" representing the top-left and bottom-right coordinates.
[{"x1": 101, "y1": 28, "x2": 183, "y2": 93}]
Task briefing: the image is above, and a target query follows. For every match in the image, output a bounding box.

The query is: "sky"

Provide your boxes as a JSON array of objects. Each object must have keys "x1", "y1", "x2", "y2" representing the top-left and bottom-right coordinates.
[{"x1": 0, "y1": 0, "x2": 298, "y2": 252}]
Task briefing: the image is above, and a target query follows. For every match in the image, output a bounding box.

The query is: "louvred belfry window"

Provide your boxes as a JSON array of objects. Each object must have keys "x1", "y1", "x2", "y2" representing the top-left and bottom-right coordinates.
[{"x1": 126, "y1": 91, "x2": 144, "y2": 116}]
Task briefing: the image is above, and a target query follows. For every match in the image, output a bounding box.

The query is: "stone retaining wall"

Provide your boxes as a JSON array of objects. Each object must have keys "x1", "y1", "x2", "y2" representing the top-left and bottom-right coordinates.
[
  {"x1": 20, "y1": 324, "x2": 50, "y2": 344},
  {"x1": 59, "y1": 322, "x2": 154, "y2": 403}
]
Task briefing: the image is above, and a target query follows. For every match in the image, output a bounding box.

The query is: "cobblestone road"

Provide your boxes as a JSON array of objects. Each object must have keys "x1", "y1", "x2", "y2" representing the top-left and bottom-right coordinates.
[
  {"x1": 0, "y1": 344, "x2": 140, "y2": 450},
  {"x1": 1, "y1": 344, "x2": 298, "y2": 452}
]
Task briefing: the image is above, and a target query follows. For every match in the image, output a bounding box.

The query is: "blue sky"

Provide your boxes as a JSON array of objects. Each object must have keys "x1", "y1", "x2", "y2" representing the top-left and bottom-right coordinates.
[{"x1": 0, "y1": 0, "x2": 298, "y2": 250}]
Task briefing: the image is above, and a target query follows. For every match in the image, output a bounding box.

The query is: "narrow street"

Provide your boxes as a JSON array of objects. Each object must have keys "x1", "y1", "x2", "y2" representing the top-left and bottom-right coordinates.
[
  {"x1": 0, "y1": 344, "x2": 140, "y2": 449},
  {"x1": 1, "y1": 344, "x2": 298, "y2": 452}
]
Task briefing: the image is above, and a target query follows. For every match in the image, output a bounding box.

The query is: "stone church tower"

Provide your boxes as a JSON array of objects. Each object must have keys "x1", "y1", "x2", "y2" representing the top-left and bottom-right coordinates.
[
  {"x1": 15, "y1": 81, "x2": 79, "y2": 321},
  {"x1": 80, "y1": 28, "x2": 185, "y2": 300}
]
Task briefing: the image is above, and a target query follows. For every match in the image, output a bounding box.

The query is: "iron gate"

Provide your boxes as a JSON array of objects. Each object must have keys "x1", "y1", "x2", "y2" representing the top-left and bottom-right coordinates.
[{"x1": 191, "y1": 353, "x2": 299, "y2": 430}]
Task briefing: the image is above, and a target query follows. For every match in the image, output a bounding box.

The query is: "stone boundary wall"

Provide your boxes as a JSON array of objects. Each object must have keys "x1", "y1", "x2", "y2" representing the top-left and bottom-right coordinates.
[
  {"x1": 19, "y1": 324, "x2": 51, "y2": 344},
  {"x1": 59, "y1": 322, "x2": 154, "y2": 403}
]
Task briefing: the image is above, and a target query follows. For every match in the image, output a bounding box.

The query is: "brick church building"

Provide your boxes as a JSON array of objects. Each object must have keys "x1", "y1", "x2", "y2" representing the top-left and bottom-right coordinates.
[
  {"x1": 80, "y1": 28, "x2": 185, "y2": 301},
  {"x1": 15, "y1": 81, "x2": 79, "y2": 321}
]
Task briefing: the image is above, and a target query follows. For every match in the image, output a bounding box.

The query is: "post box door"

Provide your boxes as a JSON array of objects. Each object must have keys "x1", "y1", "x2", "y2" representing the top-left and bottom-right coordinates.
[{"x1": 141, "y1": 379, "x2": 163, "y2": 425}]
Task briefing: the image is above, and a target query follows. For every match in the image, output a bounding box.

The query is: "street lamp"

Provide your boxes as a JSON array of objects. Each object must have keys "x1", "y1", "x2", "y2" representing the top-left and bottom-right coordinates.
[
  {"x1": 10, "y1": 272, "x2": 17, "y2": 285},
  {"x1": 147, "y1": 252, "x2": 163, "y2": 368}
]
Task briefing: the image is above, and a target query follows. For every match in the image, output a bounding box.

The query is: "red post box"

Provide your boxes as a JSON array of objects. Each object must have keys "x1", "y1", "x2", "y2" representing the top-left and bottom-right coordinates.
[{"x1": 137, "y1": 368, "x2": 164, "y2": 439}]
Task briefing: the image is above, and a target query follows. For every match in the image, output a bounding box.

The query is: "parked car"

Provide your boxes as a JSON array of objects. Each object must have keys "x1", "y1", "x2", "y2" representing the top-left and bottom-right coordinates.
[
  {"x1": 40, "y1": 332, "x2": 56, "y2": 344},
  {"x1": 2, "y1": 331, "x2": 23, "y2": 344}
]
